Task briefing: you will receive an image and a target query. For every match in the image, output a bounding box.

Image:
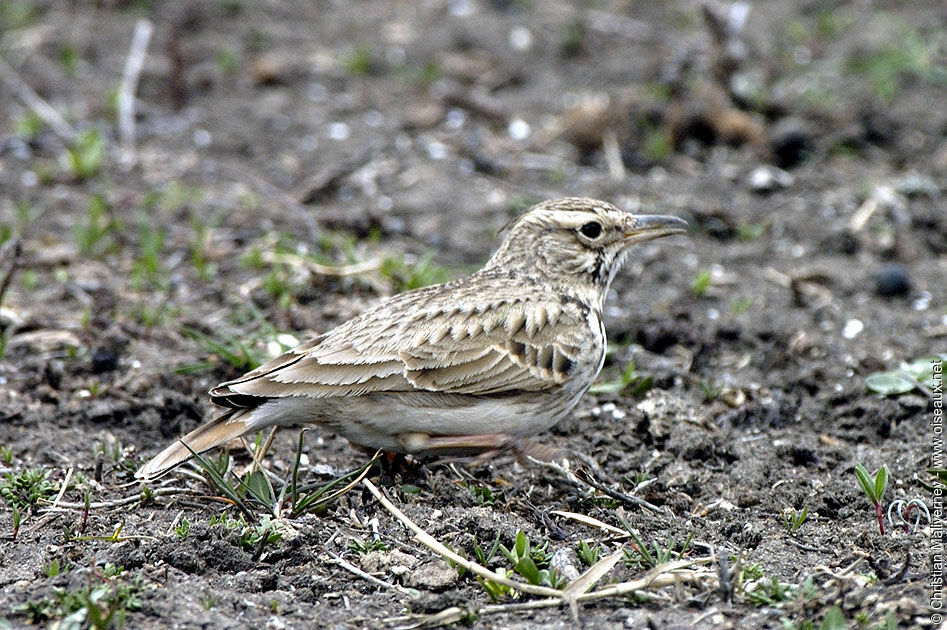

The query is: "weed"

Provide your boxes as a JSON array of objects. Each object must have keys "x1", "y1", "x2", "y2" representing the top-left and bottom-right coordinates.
[
  {"x1": 699, "y1": 379, "x2": 723, "y2": 402},
  {"x1": 74, "y1": 196, "x2": 119, "y2": 258},
  {"x1": 131, "y1": 222, "x2": 167, "y2": 289},
  {"x1": 736, "y1": 222, "x2": 766, "y2": 241},
  {"x1": 846, "y1": 27, "x2": 941, "y2": 101},
  {"x1": 345, "y1": 46, "x2": 376, "y2": 76},
  {"x1": 43, "y1": 558, "x2": 63, "y2": 578},
  {"x1": 466, "y1": 482, "x2": 497, "y2": 506},
  {"x1": 691, "y1": 269, "x2": 711, "y2": 297},
  {"x1": 0, "y1": 468, "x2": 57, "y2": 512},
  {"x1": 619, "y1": 512, "x2": 693, "y2": 569},
  {"x1": 498, "y1": 530, "x2": 565, "y2": 589},
  {"x1": 781, "y1": 507, "x2": 809, "y2": 535},
  {"x1": 472, "y1": 532, "x2": 502, "y2": 566},
  {"x1": 379, "y1": 252, "x2": 455, "y2": 293},
  {"x1": 854, "y1": 463, "x2": 889, "y2": 535},
  {"x1": 189, "y1": 215, "x2": 217, "y2": 281},
  {"x1": 576, "y1": 540, "x2": 603, "y2": 567},
  {"x1": 886, "y1": 498, "x2": 930, "y2": 534},
  {"x1": 0, "y1": 445, "x2": 12, "y2": 465},
  {"x1": 174, "y1": 517, "x2": 191, "y2": 538},
  {"x1": 349, "y1": 538, "x2": 389, "y2": 555},
  {"x1": 866, "y1": 354, "x2": 945, "y2": 396},
  {"x1": 180, "y1": 326, "x2": 267, "y2": 372},
  {"x1": 730, "y1": 296, "x2": 754, "y2": 315},
  {"x1": 58, "y1": 43, "x2": 80, "y2": 77},
  {"x1": 200, "y1": 593, "x2": 218, "y2": 610},
  {"x1": 15, "y1": 111, "x2": 44, "y2": 141},
  {"x1": 239, "y1": 516, "x2": 282, "y2": 552},
  {"x1": 65, "y1": 128, "x2": 106, "y2": 180},
  {"x1": 745, "y1": 576, "x2": 796, "y2": 606},
  {"x1": 589, "y1": 360, "x2": 652, "y2": 396}
]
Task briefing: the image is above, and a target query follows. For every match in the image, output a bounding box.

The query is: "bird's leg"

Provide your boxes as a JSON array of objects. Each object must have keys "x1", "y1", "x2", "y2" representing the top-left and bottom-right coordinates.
[{"x1": 395, "y1": 432, "x2": 515, "y2": 454}]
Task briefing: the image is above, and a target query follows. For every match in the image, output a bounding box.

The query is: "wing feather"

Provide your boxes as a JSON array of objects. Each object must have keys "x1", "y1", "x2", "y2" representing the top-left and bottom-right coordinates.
[{"x1": 212, "y1": 275, "x2": 591, "y2": 406}]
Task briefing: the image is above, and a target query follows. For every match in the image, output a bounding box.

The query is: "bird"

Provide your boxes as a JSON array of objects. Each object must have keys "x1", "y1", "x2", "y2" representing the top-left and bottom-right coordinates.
[{"x1": 136, "y1": 197, "x2": 686, "y2": 481}]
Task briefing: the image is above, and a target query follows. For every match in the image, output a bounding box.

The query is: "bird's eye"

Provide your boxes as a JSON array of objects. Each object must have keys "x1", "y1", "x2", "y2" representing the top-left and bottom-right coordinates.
[{"x1": 580, "y1": 221, "x2": 602, "y2": 239}]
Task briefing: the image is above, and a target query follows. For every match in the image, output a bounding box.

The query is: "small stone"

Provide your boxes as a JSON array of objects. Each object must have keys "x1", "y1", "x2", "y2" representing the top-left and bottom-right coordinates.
[
  {"x1": 874, "y1": 263, "x2": 911, "y2": 297},
  {"x1": 748, "y1": 165, "x2": 793, "y2": 193},
  {"x1": 404, "y1": 560, "x2": 458, "y2": 591},
  {"x1": 549, "y1": 547, "x2": 580, "y2": 581}
]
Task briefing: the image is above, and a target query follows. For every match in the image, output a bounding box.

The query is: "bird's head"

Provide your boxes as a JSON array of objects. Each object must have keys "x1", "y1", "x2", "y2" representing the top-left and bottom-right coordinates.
[{"x1": 485, "y1": 197, "x2": 687, "y2": 307}]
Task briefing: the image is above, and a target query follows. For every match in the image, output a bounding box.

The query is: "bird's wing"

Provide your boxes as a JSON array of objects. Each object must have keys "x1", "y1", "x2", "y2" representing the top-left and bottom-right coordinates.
[{"x1": 211, "y1": 278, "x2": 591, "y2": 404}]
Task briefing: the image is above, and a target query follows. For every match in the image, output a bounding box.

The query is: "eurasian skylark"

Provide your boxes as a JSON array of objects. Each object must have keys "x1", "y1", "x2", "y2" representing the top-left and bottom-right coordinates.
[{"x1": 136, "y1": 197, "x2": 686, "y2": 481}]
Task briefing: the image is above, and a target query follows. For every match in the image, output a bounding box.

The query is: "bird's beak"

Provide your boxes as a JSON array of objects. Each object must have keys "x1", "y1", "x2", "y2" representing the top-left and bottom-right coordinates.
[{"x1": 623, "y1": 214, "x2": 688, "y2": 245}]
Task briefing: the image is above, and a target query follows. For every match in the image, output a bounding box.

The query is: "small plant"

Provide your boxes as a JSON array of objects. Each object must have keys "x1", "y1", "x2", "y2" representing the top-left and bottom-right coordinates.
[
  {"x1": 465, "y1": 482, "x2": 497, "y2": 506},
  {"x1": 0, "y1": 468, "x2": 57, "y2": 512},
  {"x1": 131, "y1": 222, "x2": 167, "y2": 289},
  {"x1": 730, "y1": 296, "x2": 754, "y2": 315},
  {"x1": 576, "y1": 540, "x2": 603, "y2": 567},
  {"x1": 472, "y1": 532, "x2": 502, "y2": 566},
  {"x1": 498, "y1": 531, "x2": 565, "y2": 589},
  {"x1": 180, "y1": 326, "x2": 266, "y2": 372},
  {"x1": 589, "y1": 360, "x2": 652, "y2": 396},
  {"x1": 618, "y1": 513, "x2": 693, "y2": 569},
  {"x1": 65, "y1": 128, "x2": 106, "y2": 180},
  {"x1": 691, "y1": 269, "x2": 712, "y2": 297},
  {"x1": 0, "y1": 445, "x2": 13, "y2": 465},
  {"x1": 699, "y1": 379, "x2": 723, "y2": 402},
  {"x1": 74, "y1": 196, "x2": 119, "y2": 258},
  {"x1": 174, "y1": 517, "x2": 191, "y2": 538},
  {"x1": 344, "y1": 45, "x2": 376, "y2": 76},
  {"x1": 239, "y1": 516, "x2": 282, "y2": 552},
  {"x1": 745, "y1": 576, "x2": 796, "y2": 606},
  {"x1": 854, "y1": 463, "x2": 889, "y2": 535},
  {"x1": 379, "y1": 252, "x2": 455, "y2": 293},
  {"x1": 781, "y1": 506, "x2": 809, "y2": 535},
  {"x1": 43, "y1": 558, "x2": 63, "y2": 577},
  {"x1": 865, "y1": 354, "x2": 945, "y2": 396},
  {"x1": 189, "y1": 215, "x2": 217, "y2": 281},
  {"x1": 348, "y1": 538, "x2": 388, "y2": 555},
  {"x1": 736, "y1": 222, "x2": 766, "y2": 241},
  {"x1": 15, "y1": 111, "x2": 44, "y2": 141}
]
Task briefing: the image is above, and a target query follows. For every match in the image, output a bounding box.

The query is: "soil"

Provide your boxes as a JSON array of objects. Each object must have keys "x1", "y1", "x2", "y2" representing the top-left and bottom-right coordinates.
[{"x1": 0, "y1": 1, "x2": 944, "y2": 628}]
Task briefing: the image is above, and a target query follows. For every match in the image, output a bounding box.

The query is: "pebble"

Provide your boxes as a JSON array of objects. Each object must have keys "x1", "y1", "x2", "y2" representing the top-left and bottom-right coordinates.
[
  {"x1": 404, "y1": 561, "x2": 457, "y2": 590},
  {"x1": 874, "y1": 263, "x2": 911, "y2": 297},
  {"x1": 748, "y1": 165, "x2": 793, "y2": 192}
]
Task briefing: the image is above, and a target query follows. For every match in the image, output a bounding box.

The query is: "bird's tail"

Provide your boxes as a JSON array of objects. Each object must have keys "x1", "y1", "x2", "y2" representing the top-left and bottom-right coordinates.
[{"x1": 135, "y1": 410, "x2": 250, "y2": 482}]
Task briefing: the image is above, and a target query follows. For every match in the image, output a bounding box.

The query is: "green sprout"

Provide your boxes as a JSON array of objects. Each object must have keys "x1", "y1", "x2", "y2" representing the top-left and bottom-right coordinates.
[
  {"x1": 854, "y1": 463, "x2": 889, "y2": 535},
  {"x1": 781, "y1": 507, "x2": 809, "y2": 535}
]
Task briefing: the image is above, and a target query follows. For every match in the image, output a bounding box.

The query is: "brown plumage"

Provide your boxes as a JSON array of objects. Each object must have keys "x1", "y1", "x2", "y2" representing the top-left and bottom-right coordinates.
[{"x1": 136, "y1": 198, "x2": 686, "y2": 481}]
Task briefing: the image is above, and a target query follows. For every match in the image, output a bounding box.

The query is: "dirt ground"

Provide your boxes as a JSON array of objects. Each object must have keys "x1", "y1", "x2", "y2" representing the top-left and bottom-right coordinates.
[{"x1": 0, "y1": 1, "x2": 944, "y2": 628}]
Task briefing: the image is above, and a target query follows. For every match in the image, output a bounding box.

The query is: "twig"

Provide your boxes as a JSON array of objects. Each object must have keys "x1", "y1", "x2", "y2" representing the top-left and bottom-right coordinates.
[
  {"x1": 602, "y1": 129, "x2": 625, "y2": 181},
  {"x1": 42, "y1": 486, "x2": 202, "y2": 511},
  {"x1": 527, "y1": 456, "x2": 664, "y2": 515},
  {"x1": 361, "y1": 477, "x2": 563, "y2": 599},
  {"x1": 259, "y1": 251, "x2": 382, "y2": 277},
  {"x1": 50, "y1": 467, "x2": 74, "y2": 510},
  {"x1": 549, "y1": 510, "x2": 629, "y2": 537},
  {"x1": 0, "y1": 238, "x2": 22, "y2": 308},
  {"x1": 392, "y1": 560, "x2": 710, "y2": 628},
  {"x1": 327, "y1": 552, "x2": 421, "y2": 599},
  {"x1": 0, "y1": 57, "x2": 76, "y2": 142},
  {"x1": 117, "y1": 19, "x2": 154, "y2": 169}
]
